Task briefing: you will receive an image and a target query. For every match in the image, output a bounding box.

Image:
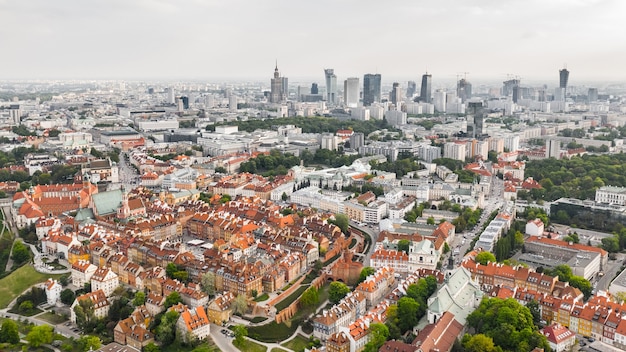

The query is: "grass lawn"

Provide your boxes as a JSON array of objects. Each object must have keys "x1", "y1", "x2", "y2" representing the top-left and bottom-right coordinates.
[
  {"x1": 271, "y1": 349, "x2": 289, "y2": 352},
  {"x1": 0, "y1": 265, "x2": 63, "y2": 309},
  {"x1": 254, "y1": 293, "x2": 269, "y2": 302},
  {"x1": 233, "y1": 339, "x2": 267, "y2": 352},
  {"x1": 247, "y1": 320, "x2": 301, "y2": 343},
  {"x1": 281, "y1": 334, "x2": 310, "y2": 352},
  {"x1": 161, "y1": 339, "x2": 220, "y2": 352},
  {"x1": 274, "y1": 285, "x2": 308, "y2": 312},
  {"x1": 38, "y1": 311, "x2": 69, "y2": 324}
]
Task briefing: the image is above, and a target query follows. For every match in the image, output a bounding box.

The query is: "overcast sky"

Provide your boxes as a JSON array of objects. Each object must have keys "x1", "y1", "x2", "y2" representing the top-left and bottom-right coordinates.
[{"x1": 1, "y1": 0, "x2": 624, "y2": 84}]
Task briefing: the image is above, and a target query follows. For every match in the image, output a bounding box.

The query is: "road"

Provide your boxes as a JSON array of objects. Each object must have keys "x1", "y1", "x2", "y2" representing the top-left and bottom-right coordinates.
[
  {"x1": 349, "y1": 221, "x2": 379, "y2": 267},
  {"x1": 109, "y1": 151, "x2": 139, "y2": 191}
]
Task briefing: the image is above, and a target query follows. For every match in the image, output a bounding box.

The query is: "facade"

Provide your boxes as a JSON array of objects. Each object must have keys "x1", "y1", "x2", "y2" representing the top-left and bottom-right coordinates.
[
  {"x1": 43, "y1": 278, "x2": 62, "y2": 306},
  {"x1": 325, "y1": 69, "x2": 338, "y2": 105},
  {"x1": 270, "y1": 64, "x2": 286, "y2": 103},
  {"x1": 71, "y1": 260, "x2": 98, "y2": 288},
  {"x1": 363, "y1": 74, "x2": 381, "y2": 106},
  {"x1": 420, "y1": 73, "x2": 432, "y2": 103},
  {"x1": 70, "y1": 290, "x2": 110, "y2": 323},
  {"x1": 91, "y1": 267, "x2": 120, "y2": 297},
  {"x1": 541, "y1": 323, "x2": 576, "y2": 352},
  {"x1": 596, "y1": 186, "x2": 626, "y2": 206},
  {"x1": 344, "y1": 77, "x2": 359, "y2": 108},
  {"x1": 176, "y1": 305, "x2": 211, "y2": 342}
]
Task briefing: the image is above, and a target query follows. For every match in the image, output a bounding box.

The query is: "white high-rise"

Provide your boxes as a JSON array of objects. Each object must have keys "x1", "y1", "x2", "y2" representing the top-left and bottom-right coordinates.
[
  {"x1": 433, "y1": 90, "x2": 446, "y2": 113},
  {"x1": 167, "y1": 88, "x2": 175, "y2": 104},
  {"x1": 344, "y1": 78, "x2": 359, "y2": 108}
]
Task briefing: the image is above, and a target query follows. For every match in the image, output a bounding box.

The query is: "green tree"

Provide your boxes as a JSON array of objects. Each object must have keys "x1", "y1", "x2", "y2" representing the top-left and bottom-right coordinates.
[
  {"x1": 569, "y1": 275, "x2": 593, "y2": 299},
  {"x1": 143, "y1": 342, "x2": 161, "y2": 352},
  {"x1": 11, "y1": 240, "x2": 30, "y2": 265},
  {"x1": 328, "y1": 281, "x2": 351, "y2": 304},
  {"x1": 396, "y1": 296, "x2": 420, "y2": 333},
  {"x1": 300, "y1": 287, "x2": 319, "y2": 308},
  {"x1": 155, "y1": 310, "x2": 179, "y2": 346},
  {"x1": 397, "y1": 239, "x2": 410, "y2": 254},
  {"x1": 427, "y1": 216, "x2": 435, "y2": 225},
  {"x1": 0, "y1": 319, "x2": 20, "y2": 344},
  {"x1": 475, "y1": 251, "x2": 496, "y2": 265},
  {"x1": 200, "y1": 272, "x2": 216, "y2": 297},
  {"x1": 74, "y1": 298, "x2": 95, "y2": 327},
  {"x1": 25, "y1": 325, "x2": 54, "y2": 348},
  {"x1": 232, "y1": 294, "x2": 247, "y2": 315},
  {"x1": 164, "y1": 292, "x2": 182, "y2": 309},
  {"x1": 330, "y1": 214, "x2": 350, "y2": 234},
  {"x1": 77, "y1": 335, "x2": 101, "y2": 352},
  {"x1": 602, "y1": 236, "x2": 620, "y2": 253},
  {"x1": 60, "y1": 289, "x2": 75, "y2": 305},
  {"x1": 363, "y1": 322, "x2": 389, "y2": 352},
  {"x1": 19, "y1": 300, "x2": 34, "y2": 313},
  {"x1": 233, "y1": 325, "x2": 248, "y2": 346},
  {"x1": 463, "y1": 334, "x2": 498, "y2": 352},
  {"x1": 358, "y1": 267, "x2": 375, "y2": 284},
  {"x1": 133, "y1": 291, "x2": 146, "y2": 306}
]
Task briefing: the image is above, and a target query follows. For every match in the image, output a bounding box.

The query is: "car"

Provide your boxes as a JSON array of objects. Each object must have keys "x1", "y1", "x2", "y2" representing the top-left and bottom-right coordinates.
[{"x1": 588, "y1": 337, "x2": 595, "y2": 342}]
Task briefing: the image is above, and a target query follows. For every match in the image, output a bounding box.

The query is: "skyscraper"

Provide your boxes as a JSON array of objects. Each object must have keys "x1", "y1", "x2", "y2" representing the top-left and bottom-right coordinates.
[
  {"x1": 270, "y1": 63, "x2": 286, "y2": 103},
  {"x1": 324, "y1": 69, "x2": 337, "y2": 105},
  {"x1": 420, "y1": 72, "x2": 432, "y2": 103},
  {"x1": 407, "y1": 81, "x2": 417, "y2": 98},
  {"x1": 390, "y1": 82, "x2": 402, "y2": 107},
  {"x1": 344, "y1": 77, "x2": 359, "y2": 108},
  {"x1": 311, "y1": 83, "x2": 319, "y2": 95},
  {"x1": 559, "y1": 67, "x2": 569, "y2": 99},
  {"x1": 502, "y1": 79, "x2": 520, "y2": 97},
  {"x1": 467, "y1": 101, "x2": 484, "y2": 138},
  {"x1": 363, "y1": 74, "x2": 381, "y2": 106},
  {"x1": 588, "y1": 88, "x2": 598, "y2": 102},
  {"x1": 457, "y1": 78, "x2": 472, "y2": 102}
]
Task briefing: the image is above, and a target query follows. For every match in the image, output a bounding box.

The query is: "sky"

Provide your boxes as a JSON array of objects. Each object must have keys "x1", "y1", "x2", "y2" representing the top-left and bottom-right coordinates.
[{"x1": 1, "y1": 0, "x2": 625, "y2": 83}]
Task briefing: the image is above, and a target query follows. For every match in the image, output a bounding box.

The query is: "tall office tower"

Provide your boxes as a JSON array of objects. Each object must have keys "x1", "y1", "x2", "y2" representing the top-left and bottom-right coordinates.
[
  {"x1": 407, "y1": 81, "x2": 417, "y2": 98},
  {"x1": 324, "y1": 69, "x2": 337, "y2": 104},
  {"x1": 457, "y1": 78, "x2": 472, "y2": 102},
  {"x1": 559, "y1": 66, "x2": 569, "y2": 97},
  {"x1": 9, "y1": 105, "x2": 21, "y2": 125},
  {"x1": 229, "y1": 95, "x2": 238, "y2": 112},
  {"x1": 349, "y1": 132, "x2": 365, "y2": 150},
  {"x1": 502, "y1": 79, "x2": 520, "y2": 97},
  {"x1": 512, "y1": 86, "x2": 521, "y2": 103},
  {"x1": 167, "y1": 88, "x2": 175, "y2": 104},
  {"x1": 390, "y1": 82, "x2": 402, "y2": 107},
  {"x1": 344, "y1": 77, "x2": 360, "y2": 108},
  {"x1": 419, "y1": 72, "x2": 432, "y2": 103},
  {"x1": 363, "y1": 74, "x2": 382, "y2": 106},
  {"x1": 433, "y1": 90, "x2": 446, "y2": 112},
  {"x1": 588, "y1": 88, "x2": 598, "y2": 102},
  {"x1": 281, "y1": 77, "x2": 289, "y2": 99},
  {"x1": 311, "y1": 83, "x2": 319, "y2": 94},
  {"x1": 270, "y1": 63, "x2": 286, "y2": 103},
  {"x1": 180, "y1": 96, "x2": 189, "y2": 109},
  {"x1": 547, "y1": 139, "x2": 561, "y2": 159},
  {"x1": 467, "y1": 101, "x2": 484, "y2": 138}
]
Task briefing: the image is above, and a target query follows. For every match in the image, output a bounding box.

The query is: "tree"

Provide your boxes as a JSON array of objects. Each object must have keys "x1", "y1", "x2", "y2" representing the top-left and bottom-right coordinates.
[
  {"x1": 397, "y1": 239, "x2": 410, "y2": 254},
  {"x1": 281, "y1": 192, "x2": 288, "y2": 201},
  {"x1": 358, "y1": 267, "x2": 376, "y2": 284},
  {"x1": 77, "y1": 335, "x2": 101, "y2": 352},
  {"x1": 397, "y1": 297, "x2": 420, "y2": 333},
  {"x1": 463, "y1": 334, "x2": 498, "y2": 352},
  {"x1": 300, "y1": 287, "x2": 319, "y2": 308},
  {"x1": 74, "y1": 298, "x2": 95, "y2": 327},
  {"x1": 25, "y1": 325, "x2": 54, "y2": 348},
  {"x1": 143, "y1": 342, "x2": 161, "y2": 352},
  {"x1": 569, "y1": 275, "x2": 593, "y2": 299},
  {"x1": 19, "y1": 300, "x2": 34, "y2": 313},
  {"x1": 233, "y1": 325, "x2": 248, "y2": 346},
  {"x1": 328, "y1": 281, "x2": 351, "y2": 304},
  {"x1": 60, "y1": 289, "x2": 75, "y2": 305},
  {"x1": 363, "y1": 322, "x2": 389, "y2": 352},
  {"x1": 0, "y1": 319, "x2": 19, "y2": 344},
  {"x1": 156, "y1": 310, "x2": 179, "y2": 346},
  {"x1": 475, "y1": 251, "x2": 496, "y2": 265},
  {"x1": 133, "y1": 291, "x2": 146, "y2": 306},
  {"x1": 164, "y1": 292, "x2": 182, "y2": 309},
  {"x1": 427, "y1": 216, "x2": 435, "y2": 225},
  {"x1": 330, "y1": 214, "x2": 349, "y2": 234},
  {"x1": 200, "y1": 272, "x2": 216, "y2": 297},
  {"x1": 527, "y1": 299, "x2": 541, "y2": 326},
  {"x1": 602, "y1": 236, "x2": 620, "y2": 253},
  {"x1": 232, "y1": 294, "x2": 247, "y2": 315},
  {"x1": 443, "y1": 242, "x2": 450, "y2": 254},
  {"x1": 11, "y1": 240, "x2": 30, "y2": 265}
]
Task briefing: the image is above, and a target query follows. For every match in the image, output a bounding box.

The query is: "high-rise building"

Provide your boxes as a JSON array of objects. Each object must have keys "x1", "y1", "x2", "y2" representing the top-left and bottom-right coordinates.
[
  {"x1": 349, "y1": 132, "x2": 365, "y2": 150},
  {"x1": 9, "y1": 105, "x2": 21, "y2": 125},
  {"x1": 467, "y1": 101, "x2": 484, "y2": 138},
  {"x1": 457, "y1": 79, "x2": 472, "y2": 102},
  {"x1": 344, "y1": 77, "x2": 360, "y2": 108},
  {"x1": 407, "y1": 81, "x2": 417, "y2": 98},
  {"x1": 559, "y1": 67, "x2": 569, "y2": 94},
  {"x1": 311, "y1": 83, "x2": 319, "y2": 95},
  {"x1": 281, "y1": 77, "x2": 289, "y2": 99},
  {"x1": 324, "y1": 69, "x2": 337, "y2": 104},
  {"x1": 547, "y1": 139, "x2": 561, "y2": 159},
  {"x1": 502, "y1": 79, "x2": 520, "y2": 98},
  {"x1": 167, "y1": 88, "x2": 175, "y2": 104},
  {"x1": 390, "y1": 82, "x2": 402, "y2": 107},
  {"x1": 270, "y1": 63, "x2": 286, "y2": 103},
  {"x1": 420, "y1": 73, "x2": 432, "y2": 103},
  {"x1": 588, "y1": 88, "x2": 598, "y2": 102},
  {"x1": 363, "y1": 74, "x2": 381, "y2": 106},
  {"x1": 433, "y1": 90, "x2": 446, "y2": 113}
]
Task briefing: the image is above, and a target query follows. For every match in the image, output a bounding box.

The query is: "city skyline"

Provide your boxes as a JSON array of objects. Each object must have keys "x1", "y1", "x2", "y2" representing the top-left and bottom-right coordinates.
[{"x1": 1, "y1": 0, "x2": 625, "y2": 81}]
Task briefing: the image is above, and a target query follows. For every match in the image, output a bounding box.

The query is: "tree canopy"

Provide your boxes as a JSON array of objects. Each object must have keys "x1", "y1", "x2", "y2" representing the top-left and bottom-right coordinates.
[
  {"x1": 328, "y1": 281, "x2": 351, "y2": 305},
  {"x1": 466, "y1": 297, "x2": 550, "y2": 352}
]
